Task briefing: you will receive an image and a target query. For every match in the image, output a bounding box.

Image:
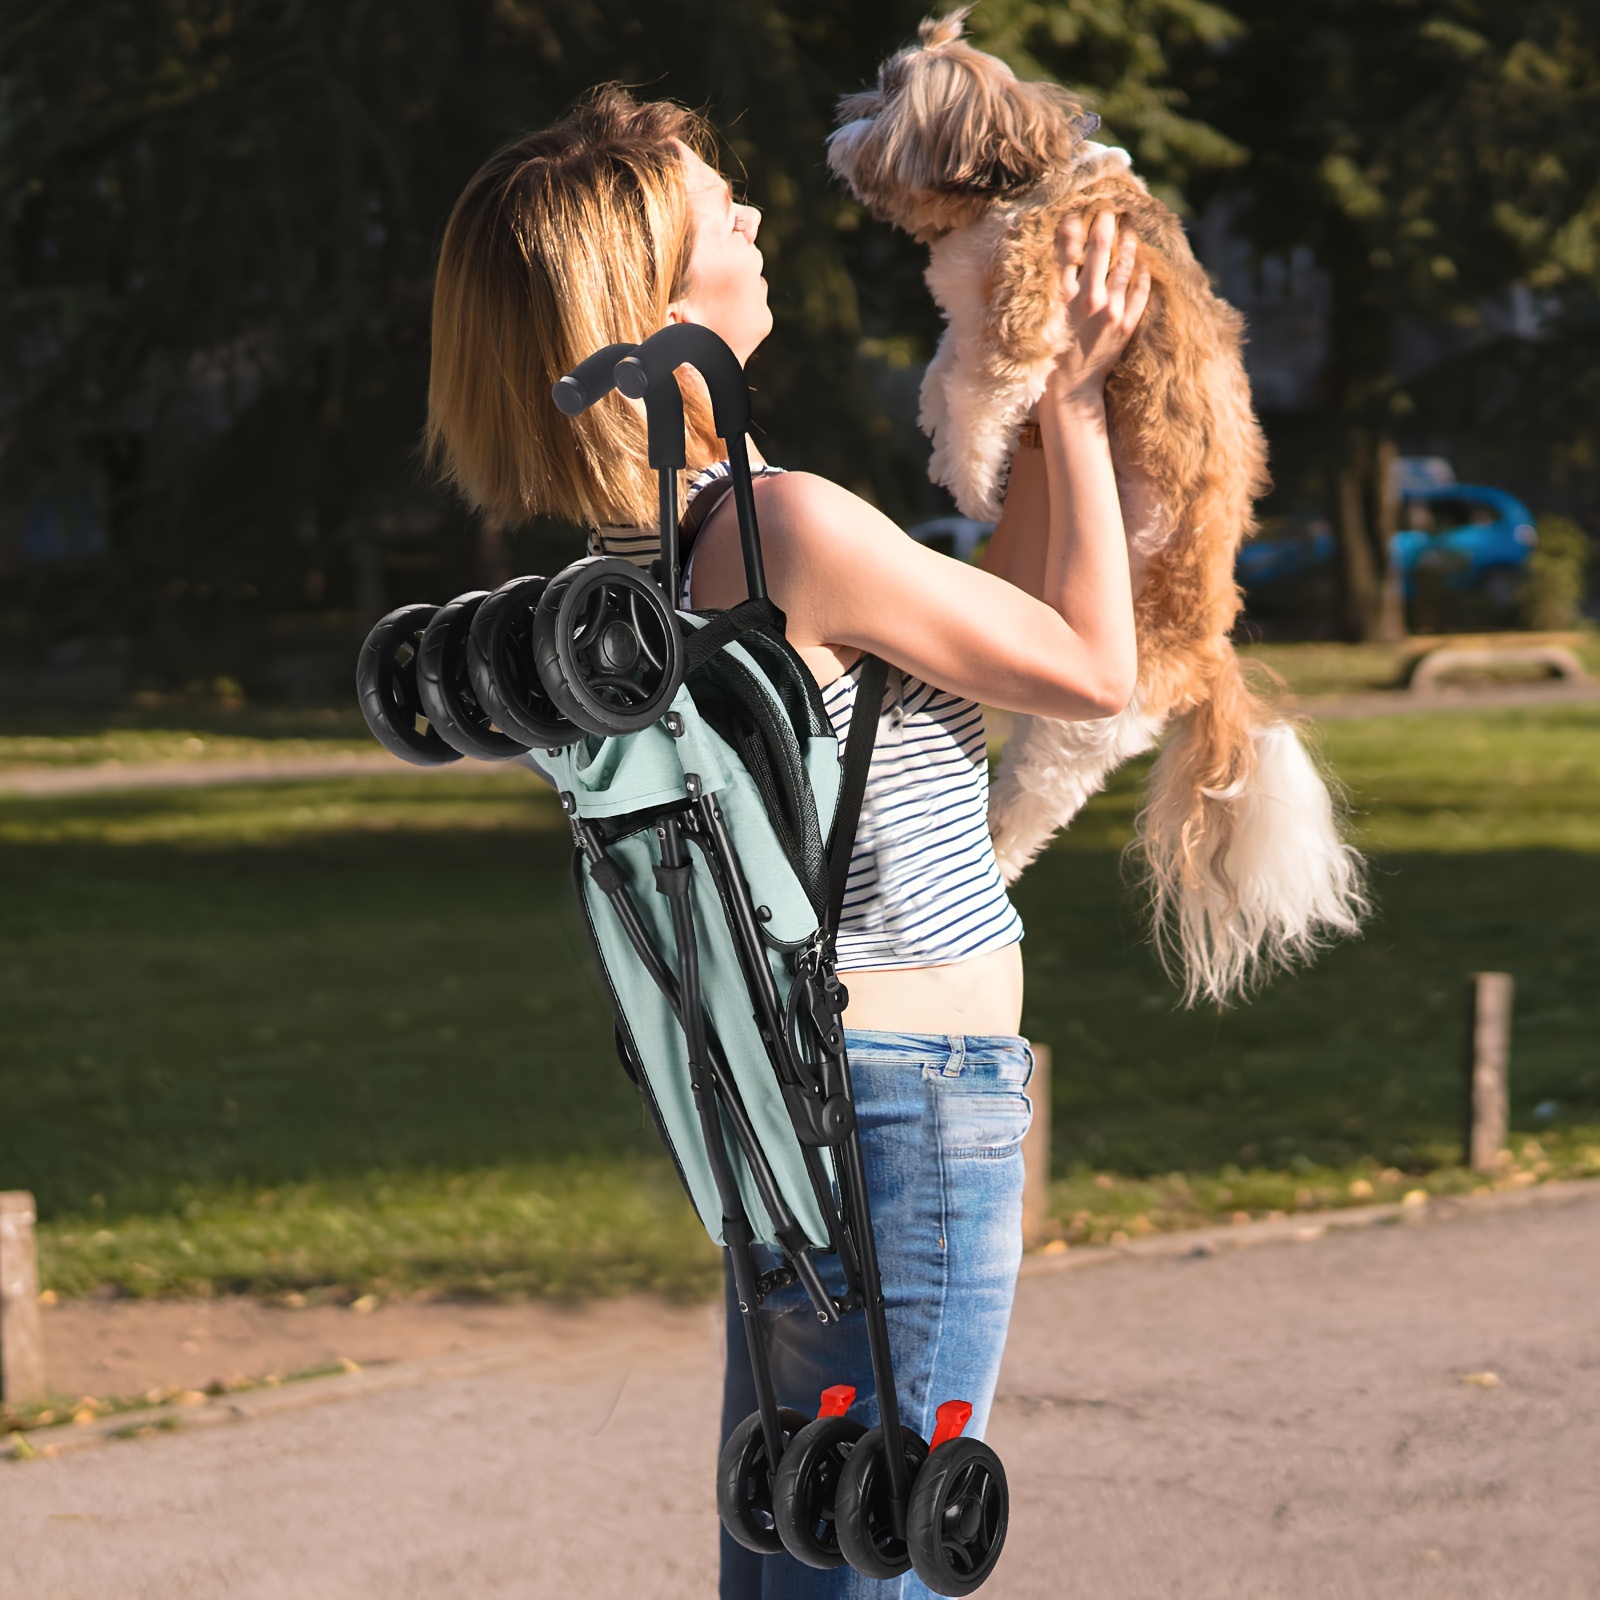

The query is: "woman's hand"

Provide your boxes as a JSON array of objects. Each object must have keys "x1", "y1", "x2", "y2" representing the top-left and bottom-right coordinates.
[{"x1": 1047, "y1": 209, "x2": 1151, "y2": 404}]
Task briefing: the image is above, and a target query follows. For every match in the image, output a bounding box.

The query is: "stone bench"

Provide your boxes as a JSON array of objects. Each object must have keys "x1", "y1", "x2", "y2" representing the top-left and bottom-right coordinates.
[{"x1": 1407, "y1": 643, "x2": 1590, "y2": 693}]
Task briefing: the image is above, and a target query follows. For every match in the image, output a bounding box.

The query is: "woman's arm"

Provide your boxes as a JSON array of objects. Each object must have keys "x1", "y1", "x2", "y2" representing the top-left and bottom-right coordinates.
[
  {"x1": 712, "y1": 471, "x2": 1133, "y2": 718},
  {"x1": 689, "y1": 211, "x2": 1149, "y2": 720},
  {"x1": 977, "y1": 444, "x2": 1048, "y2": 596},
  {"x1": 978, "y1": 211, "x2": 1150, "y2": 705}
]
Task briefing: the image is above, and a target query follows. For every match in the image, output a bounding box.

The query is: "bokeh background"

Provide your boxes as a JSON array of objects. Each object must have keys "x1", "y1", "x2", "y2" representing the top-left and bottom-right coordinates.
[
  {"x1": 4, "y1": 0, "x2": 1598, "y2": 690},
  {"x1": 0, "y1": 2, "x2": 1596, "y2": 1342}
]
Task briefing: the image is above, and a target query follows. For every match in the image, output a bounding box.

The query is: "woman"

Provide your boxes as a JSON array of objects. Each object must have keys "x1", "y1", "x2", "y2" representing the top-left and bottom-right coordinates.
[{"x1": 428, "y1": 89, "x2": 1147, "y2": 1599}]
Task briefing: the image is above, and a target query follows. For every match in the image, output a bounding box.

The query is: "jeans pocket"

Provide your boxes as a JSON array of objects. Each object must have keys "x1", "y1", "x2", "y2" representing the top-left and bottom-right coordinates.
[{"x1": 938, "y1": 1059, "x2": 1033, "y2": 1160}]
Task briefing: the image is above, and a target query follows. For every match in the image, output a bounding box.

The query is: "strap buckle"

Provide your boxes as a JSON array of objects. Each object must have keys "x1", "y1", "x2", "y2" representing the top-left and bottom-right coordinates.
[{"x1": 798, "y1": 927, "x2": 836, "y2": 980}]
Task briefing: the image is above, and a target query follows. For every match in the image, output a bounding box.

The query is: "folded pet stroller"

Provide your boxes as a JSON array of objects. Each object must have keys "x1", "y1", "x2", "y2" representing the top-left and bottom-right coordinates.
[{"x1": 355, "y1": 324, "x2": 1009, "y2": 1594}]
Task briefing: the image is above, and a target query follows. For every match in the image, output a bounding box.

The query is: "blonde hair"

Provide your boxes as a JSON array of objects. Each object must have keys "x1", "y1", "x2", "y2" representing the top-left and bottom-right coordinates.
[{"x1": 427, "y1": 87, "x2": 722, "y2": 531}]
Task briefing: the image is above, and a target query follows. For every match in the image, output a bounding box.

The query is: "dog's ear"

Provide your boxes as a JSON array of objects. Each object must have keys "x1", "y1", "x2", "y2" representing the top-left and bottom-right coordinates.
[{"x1": 927, "y1": 67, "x2": 1082, "y2": 196}]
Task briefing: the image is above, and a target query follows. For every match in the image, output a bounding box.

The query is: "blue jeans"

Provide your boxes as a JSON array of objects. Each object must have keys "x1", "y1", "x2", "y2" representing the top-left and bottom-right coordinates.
[{"x1": 719, "y1": 1029, "x2": 1033, "y2": 1599}]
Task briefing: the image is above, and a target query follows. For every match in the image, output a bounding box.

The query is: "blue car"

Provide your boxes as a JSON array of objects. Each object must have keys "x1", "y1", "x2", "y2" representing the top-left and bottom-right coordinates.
[
  {"x1": 912, "y1": 480, "x2": 1539, "y2": 620},
  {"x1": 1235, "y1": 514, "x2": 1338, "y2": 595},
  {"x1": 1239, "y1": 483, "x2": 1537, "y2": 615},
  {"x1": 1389, "y1": 484, "x2": 1537, "y2": 606}
]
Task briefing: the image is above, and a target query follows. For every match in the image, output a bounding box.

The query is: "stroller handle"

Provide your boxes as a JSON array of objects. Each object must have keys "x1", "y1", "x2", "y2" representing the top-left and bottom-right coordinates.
[
  {"x1": 615, "y1": 325, "x2": 768, "y2": 605},
  {"x1": 613, "y1": 323, "x2": 750, "y2": 439},
  {"x1": 551, "y1": 341, "x2": 640, "y2": 417}
]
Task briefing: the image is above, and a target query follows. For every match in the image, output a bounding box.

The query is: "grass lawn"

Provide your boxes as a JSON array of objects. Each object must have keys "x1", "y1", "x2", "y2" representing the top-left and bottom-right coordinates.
[
  {"x1": 0, "y1": 704, "x2": 374, "y2": 772},
  {"x1": 1, "y1": 699, "x2": 1596, "y2": 1302},
  {"x1": 1238, "y1": 632, "x2": 1600, "y2": 698}
]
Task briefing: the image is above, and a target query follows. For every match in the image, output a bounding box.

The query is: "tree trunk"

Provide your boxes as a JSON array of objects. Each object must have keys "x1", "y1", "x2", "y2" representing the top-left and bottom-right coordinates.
[
  {"x1": 475, "y1": 521, "x2": 513, "y2": 591},
  {"x1": 1371, "y1": 431, "x2": 1407, "y2": 643},
  {"x1": 1335, "y1": 426, "x2": 1408, "y2": 643},
  {"x1": 1326, "y1": 229, "x2": 1403, "y2": 644},
  {"x1": 351, "y1": 528, "x2": 386, "y2": 621},
  {"x1": 1336, "y1": 429, "x2": 1383, "y2": 641}
]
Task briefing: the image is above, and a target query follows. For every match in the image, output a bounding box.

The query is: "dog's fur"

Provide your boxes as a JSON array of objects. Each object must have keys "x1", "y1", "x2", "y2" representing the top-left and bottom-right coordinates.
[{"x1": 829, "y1": 11, "x2": 1367, "y2": 1004}]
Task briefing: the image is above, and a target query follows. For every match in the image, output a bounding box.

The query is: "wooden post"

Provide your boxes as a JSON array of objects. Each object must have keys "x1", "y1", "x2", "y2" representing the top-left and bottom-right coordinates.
[
  {"x1": 1463, "y1": 974, "x2": 1513, "y2": 1173},
  {"x1": 1022, "y1": 1042, "x2": 1052, "y2": 1249},
  {"x1": 0, "y1": 1191, "x2": 46, "y2": 1405}
]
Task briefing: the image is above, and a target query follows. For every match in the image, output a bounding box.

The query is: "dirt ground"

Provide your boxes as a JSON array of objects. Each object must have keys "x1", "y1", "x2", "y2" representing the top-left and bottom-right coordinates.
[
  {"x1": 38, "y1": 1290, "x2": 706, "y2": 1405},
  {"x1": 5, "y1": 1183, "x2": 1597, "y2": 1600}
]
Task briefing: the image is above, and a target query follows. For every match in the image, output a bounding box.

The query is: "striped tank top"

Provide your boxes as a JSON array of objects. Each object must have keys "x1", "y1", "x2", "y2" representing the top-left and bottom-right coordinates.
[{"x1": 673, "y1": 462, "x2": 1025, "y2": 974}]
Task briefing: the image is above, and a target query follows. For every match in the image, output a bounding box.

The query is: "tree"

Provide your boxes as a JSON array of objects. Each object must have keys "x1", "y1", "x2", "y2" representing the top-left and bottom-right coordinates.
[
  {"x1": 18, "y1": 1, "x2": 1464, "y2": 683},
  {"x1": 2, "y1": 1, "x2": 548, "y2": 682},
  {"x1": 1185, "y1": 0, "x2": 1600, "y2": 639},
  {"x1": 0, "y1": 0, "x2": 924, "y2": 687},
  {"x1": 969, "y1": 0, "x2": 1250, "y2": 203}
]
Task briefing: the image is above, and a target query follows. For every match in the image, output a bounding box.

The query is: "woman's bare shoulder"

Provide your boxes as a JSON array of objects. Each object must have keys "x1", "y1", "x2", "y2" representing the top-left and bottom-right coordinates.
[
  {"x1": 753, "y1": 470, "x2": 913, "y2": 568},
  {"x1": 693, "y1": 469, "x2": 900, "y2": 612},
  {"x1": 756, "y1": 468, "x2": 877, "y2": 524}
]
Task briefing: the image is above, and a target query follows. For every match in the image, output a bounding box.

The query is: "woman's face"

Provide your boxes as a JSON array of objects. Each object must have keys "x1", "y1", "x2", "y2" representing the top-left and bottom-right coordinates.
[{"x1": 669, "y1": 143, "x2": 772, "y2": 365}]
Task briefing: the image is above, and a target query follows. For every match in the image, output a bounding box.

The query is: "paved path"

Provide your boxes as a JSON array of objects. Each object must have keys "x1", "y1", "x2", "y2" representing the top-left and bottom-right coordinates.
[
  {"x1": 4, "y1": 1184, "x2": 1595, "y2": 1599},
  {"x1": 1291, "y1": 675, "x2": 1600, "y2": 722},
  {"x1": 0, "y1": 750, "x2": 523, "y2": 797},
  {"x1": 3, "y1": 678, "x2": 1596, "y2": 798}
]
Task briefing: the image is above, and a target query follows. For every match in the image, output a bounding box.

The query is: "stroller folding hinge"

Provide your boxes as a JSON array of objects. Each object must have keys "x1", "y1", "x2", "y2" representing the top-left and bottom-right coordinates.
[{"x1": 780, "y1": 956, "x2": 857, "y2": 1146}]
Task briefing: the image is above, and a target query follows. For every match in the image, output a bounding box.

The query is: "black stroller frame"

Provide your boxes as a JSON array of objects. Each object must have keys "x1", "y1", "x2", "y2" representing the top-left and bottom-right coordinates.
[
  {"x1": 562, "y1": 322, "x2": 914, "y2": 1518},
  {"x1": 357, "y1": 323, "x2": 1008, "y2": 1594}
]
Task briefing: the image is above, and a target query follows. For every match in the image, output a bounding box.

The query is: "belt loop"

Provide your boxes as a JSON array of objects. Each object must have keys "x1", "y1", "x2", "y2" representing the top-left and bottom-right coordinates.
[{"x1": 943, "y1": 1035, "x2": 964, "y2": 1077}]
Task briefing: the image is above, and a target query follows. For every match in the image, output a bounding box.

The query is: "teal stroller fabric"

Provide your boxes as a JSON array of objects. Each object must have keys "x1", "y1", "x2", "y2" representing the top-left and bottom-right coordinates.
[{"x1": 536, "y1": 611, "x2": 847, "y2": 1249}]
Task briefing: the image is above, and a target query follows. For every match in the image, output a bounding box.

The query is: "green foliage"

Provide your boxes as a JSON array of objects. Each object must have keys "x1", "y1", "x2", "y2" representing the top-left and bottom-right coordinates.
[
  {"x1": 966, "y1": 0, "x2": 1249, "y2": 201},
  {"x1": 3, "y1": 697, "x2": 1597, "y2": 1298},
  {"x1": 1192, "y1": 0, "x2": 1600, "y2": 328},
  {"x1": 2, "y1": 3, "x2": 499, "y2": 651},
  {"x1": 5, "y1": 2, "x2": 1599, "y2": 664},
  {"x1": 0, "y1": 1, "x2": 929, "y2": 681},
  {"x1": 1175, "y1": 1, "x2": 1600, "y2": 636},
  {"x1": 1520, "y1": 513, "x2": 1593, "y2": 631},
  {"x1": 1, "y1": 1, "x2": 1251, "y2": 682}
]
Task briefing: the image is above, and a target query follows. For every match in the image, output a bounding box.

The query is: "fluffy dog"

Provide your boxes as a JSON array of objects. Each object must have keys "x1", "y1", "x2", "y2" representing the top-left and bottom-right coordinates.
[{"x1": 829, "y1": 10, "x2": 1366, "y2": 1004}]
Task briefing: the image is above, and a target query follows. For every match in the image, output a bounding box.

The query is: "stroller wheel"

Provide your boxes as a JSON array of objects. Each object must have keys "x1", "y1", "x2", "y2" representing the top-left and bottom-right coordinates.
[
  {"x1": 468, "y1": 576, "x2": 582, "y2": 750},
  {"x1": 906, "y1": 1437, "x2": 1009, "y2": 1596},
  {"x1": 717, "y1": 1406, "x2": 809, "y2": 1555},
  {"x1": 416, "y1": 592, "x2": 530, "y2": 762},
  {"x1": 356, "y1": 604, "x2": 462, "y2": 767},
  {"x1": 833, "y1": 1424, "x2": 929, "y2": 1579},
  {"x1": 533, "y1": 557, "x2": 684, "y2": 738},
  {"x1": 772, "y1": 1414, "x2": 866, "y2": 1569}
]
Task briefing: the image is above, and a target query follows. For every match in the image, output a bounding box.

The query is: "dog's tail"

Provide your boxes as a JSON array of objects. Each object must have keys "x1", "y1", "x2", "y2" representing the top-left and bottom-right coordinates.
[{"x1": 1136, "y1": 648, "x2": 1368, "y2": 1006}]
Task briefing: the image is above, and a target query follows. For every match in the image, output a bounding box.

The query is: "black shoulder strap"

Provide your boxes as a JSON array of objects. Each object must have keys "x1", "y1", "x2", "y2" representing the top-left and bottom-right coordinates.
[
  {"x1": 678, "y1": 475, "x2": 737, "y2": 561},
  {"x1": 677, "y1": 464, "x2": 788, "y2": 594},
  {"x1": 681, "y1": 596, "x2": 788, "y2": 674},
  {"x1": 826, "y1": 654, "x2": 889, "y2": 936},
  {"x1": 682, "y1": 470, "x2": 882, "y2": 939}
]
